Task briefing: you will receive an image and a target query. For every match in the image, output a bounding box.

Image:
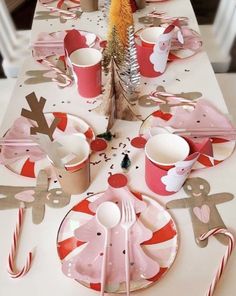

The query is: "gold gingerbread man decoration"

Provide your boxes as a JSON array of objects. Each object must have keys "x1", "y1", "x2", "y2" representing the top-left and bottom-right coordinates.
[{"x1": 166, "y1": 177, "x2": 234, "y2": 247}]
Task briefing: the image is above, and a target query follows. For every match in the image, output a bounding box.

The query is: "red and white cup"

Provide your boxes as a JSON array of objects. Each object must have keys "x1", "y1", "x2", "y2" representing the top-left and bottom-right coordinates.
[
  {"x1": 50, "y1": 134, "x2": 91, "y2": 195},
  {"x1": 145, "y1": 134, "x2": 190, "y2": 195},
  {"x1": 70, "y1": 48, "x2": 102, "y2": 98},
  {"x1": 136, "y1": 37, "x2": 161, "y2": 77},
  {"x1": 140, "y1": 27, "x2": 166, "y2": 48},
  {"x1": 137, "y1": 27, "x2": 174, "y2": 77}
]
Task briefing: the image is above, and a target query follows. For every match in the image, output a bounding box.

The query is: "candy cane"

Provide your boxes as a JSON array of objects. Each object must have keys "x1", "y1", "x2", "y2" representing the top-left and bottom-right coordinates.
[
  {"x1": 150, "y1": 90, "x2": 195, "y2": 103},
  {"x1": 42, "y1": 4, "x2": 77, "y2": 18},
  {"x1": 38, "y1": 58, "x2": 73, "y2": 88},
  {"x1": 40, "y1": 1, "x2": 80, "y2": 20},
  {"x1": 199, "y1": 228, "x2": 235, "y2": 296},
  {"x1": 8, "y1": 208, "x2": 33, "y2": 278},
  {"x1": 147, "y1": 10, "x2": 165, "y2": 18}
]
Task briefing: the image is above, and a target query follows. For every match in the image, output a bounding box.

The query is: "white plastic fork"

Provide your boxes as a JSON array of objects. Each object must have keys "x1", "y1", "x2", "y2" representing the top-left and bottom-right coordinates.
[
  {"x1": 149, "y1": 126, "x2": 236, "y2": 139},
  {"x1": 121, "y1": 200, "x2": 136, "y2": 296}
]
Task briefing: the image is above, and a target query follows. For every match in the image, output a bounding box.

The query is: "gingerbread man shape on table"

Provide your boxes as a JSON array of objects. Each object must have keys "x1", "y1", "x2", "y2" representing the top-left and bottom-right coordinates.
[
  {"x1": 166, "y1": 177, "x2": 234, "y2": 247},
  {"x1": 138, "y1": 85, "x2": 202, "y2": 113},
  {"x1": 0, "y1": 170, "x2": 71, "y2": 224}
]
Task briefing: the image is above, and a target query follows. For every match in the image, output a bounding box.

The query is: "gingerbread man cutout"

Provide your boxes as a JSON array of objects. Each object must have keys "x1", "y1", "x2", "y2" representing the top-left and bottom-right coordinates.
[
  {"x1": 0, "y1": 170, "x2": 71, "y2": 224},
  {"x1": 138, "y1": 85, "x2": 202, "y2": 112},
  {"x1": 25, "y1": 58, "x2": 72, "y2": 86},
  {"x1": 166, "y1": 177, "x2": 234, "y2": 247}
]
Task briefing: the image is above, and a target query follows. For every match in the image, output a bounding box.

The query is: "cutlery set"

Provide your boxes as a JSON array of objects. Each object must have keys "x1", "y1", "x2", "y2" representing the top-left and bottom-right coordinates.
[{"x1": 96, "y1": 200, "x2": 136, "y2": 296}]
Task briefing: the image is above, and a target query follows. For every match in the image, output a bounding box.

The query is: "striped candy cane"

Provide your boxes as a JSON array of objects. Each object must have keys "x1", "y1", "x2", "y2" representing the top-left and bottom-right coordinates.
[
  {"x1": 40, "y1": 0, "x2": 80, "y2": 20},
  {"x1": 38, "y1": 58, "x2": 73, "y2": 88},
  {"x1": 8, "y1": 208, "x2": 33, "y2": 278},
  {"x1": 199, "y1": 228, "x2": 235, "y2": 296},
  {"x1": 149, "y1": 90, "x2": 197, "y2": 107},
  {"x1": 150, "y1": 91, "x2": 195, "y2": 102}
]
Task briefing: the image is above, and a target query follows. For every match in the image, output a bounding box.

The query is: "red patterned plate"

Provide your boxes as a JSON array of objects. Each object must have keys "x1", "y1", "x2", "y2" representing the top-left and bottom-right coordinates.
[
  {"x1": 1, "y1": 113, "x2": 95, "y2": 178},
  {"x1": 140, "y1": 100, "x2": 236, "y2": 169},
  {"x1": 57, "y1": 192, "x2": 178, "y2": 293}
]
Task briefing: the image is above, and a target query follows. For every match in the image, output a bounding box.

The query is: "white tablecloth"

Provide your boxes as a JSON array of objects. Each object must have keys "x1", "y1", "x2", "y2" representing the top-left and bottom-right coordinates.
[{"x1": 0, "y1": 1, "x2": 235, "y2": 295}]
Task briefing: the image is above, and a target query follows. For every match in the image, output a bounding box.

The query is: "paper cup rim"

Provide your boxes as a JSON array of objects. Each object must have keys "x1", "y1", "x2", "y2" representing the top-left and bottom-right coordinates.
[
  {"x1": 64, "y1": 140, "x2": 90, "y2": 169},
  {"x1": 145, "y1": 134, "x2": 190, "y2": 166},
  {"x1": 70, "y1": 48, "x2": 102, "y2": 68},
  {"x1": 47, "y1": 136, "x2": 90, "y2": 169},
  {"x1": 140, "y1": 27, "x2": 165, "y2": 45},
  {"x1": 65, "y1": 152, "x2": 89, "y2": 170}
]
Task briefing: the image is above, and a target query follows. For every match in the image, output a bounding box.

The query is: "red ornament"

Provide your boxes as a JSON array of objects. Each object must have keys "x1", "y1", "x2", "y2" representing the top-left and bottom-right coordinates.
[
  {"x1": 108, "y1": 173, "x2": 128, "y2": 188},
  {"x1": 131, "y1": 136, "x2": 147, "y2": 148},
  {"x1": 90, "y1": 139, "x2": 107, "y2": 152}
]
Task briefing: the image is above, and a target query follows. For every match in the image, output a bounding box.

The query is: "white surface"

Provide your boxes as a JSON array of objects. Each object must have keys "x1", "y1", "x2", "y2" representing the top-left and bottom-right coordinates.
[
  {"x1": 216, "y1": 73, "x2": 236, "y2": 122},
  {"x1": 199, "y1": 0, "x2": 236, "y2": 73},
  {"x1": 0, "y1": 78, "x2": 16, "y2": 125},
  {"x1": 0, "y1": 1, "x2": 236, "y2": 296},
  {"x1": 199, "y1": 24, "x2": 231, "y2": 73}
]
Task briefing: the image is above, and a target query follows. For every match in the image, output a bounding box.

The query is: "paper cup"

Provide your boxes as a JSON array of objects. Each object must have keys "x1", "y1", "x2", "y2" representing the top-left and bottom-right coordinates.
[
  {"x1": 80, "y1": 0, "x2": 98, "y2": 12},
  {"x1": 70, "y1": 48, "x2": 102, "y2": 98},
  {"x1": 140, "y1": 27, "x2": 165, "y2": 48},
  {"x1": 145, "y1": 134, "x2": 190, "y2": 195},
  {"x1": 50, "y1": 135, "x2": 90, "y2": 195},
  {"x1": 145, "y1": 134, "x2": 190, "y2": 169},
  {"x1": 136, "y1": 37, "x2": 162, "y2": 77}
]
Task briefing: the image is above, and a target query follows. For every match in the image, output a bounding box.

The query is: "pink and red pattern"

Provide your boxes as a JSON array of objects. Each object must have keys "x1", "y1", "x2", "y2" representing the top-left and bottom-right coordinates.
[
  {"x1": 57, "y1": 175, "x2": 178, "y2": 293},
  {"x1": 140, "y1": 100, "x2": 235, "y2": 169},
  {"x1": 1, "y1": 113, "x2": 95, "y2": 178}
]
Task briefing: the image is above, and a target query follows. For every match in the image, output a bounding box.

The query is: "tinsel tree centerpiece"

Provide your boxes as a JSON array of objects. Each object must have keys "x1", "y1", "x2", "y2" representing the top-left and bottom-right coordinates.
[
  {"x1": 108, "y1": 0, "x2": 134, "y2": 48},
  {"x1": 95, "y1": 1, "x2": 141, "y2": 130},
  {"x1": 119, "y1": 25, "x2": 140, "y2": 97},
  {"x1": 103, "y1": 26, "x2": 124, "y2": 73}
]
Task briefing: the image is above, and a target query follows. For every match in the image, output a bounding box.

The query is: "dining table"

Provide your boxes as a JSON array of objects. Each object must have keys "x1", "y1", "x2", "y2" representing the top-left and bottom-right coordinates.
[{"x1": 0, "y1": 0, "x2": 236, "y2": 295}]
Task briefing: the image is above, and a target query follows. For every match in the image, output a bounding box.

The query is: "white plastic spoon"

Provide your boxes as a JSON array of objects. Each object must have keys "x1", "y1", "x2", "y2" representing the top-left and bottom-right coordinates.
[{"x1": 96, "y1": 201, "x2": 121, "y2": 296}]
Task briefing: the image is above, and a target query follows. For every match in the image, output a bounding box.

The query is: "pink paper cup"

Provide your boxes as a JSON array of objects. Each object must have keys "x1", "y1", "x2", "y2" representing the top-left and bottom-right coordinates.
[
  {"x1": 140, "y1": 27, "x2": 165, "y2": 48},
  {"x1": 145, "y1": 134, "x2": 190, "y2": 195},
  {"x1": 70, "y1": 48, "x2": 102, "y2": 98}
]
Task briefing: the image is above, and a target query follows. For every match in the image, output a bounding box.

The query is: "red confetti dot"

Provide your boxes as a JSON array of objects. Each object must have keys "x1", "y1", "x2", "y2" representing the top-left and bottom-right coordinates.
[
  {"x1": 131, "y1": 136, "x2": 147, "y2": 149},
  {"x1": 90, "y1": 139, "x2": 107, "y2": 152},
  {"x1": 152, "y1": 110, "x2": 172, "y2": 121},
  {"x1": 108, "y1": 174, "x2": 128, "y2": 188}
]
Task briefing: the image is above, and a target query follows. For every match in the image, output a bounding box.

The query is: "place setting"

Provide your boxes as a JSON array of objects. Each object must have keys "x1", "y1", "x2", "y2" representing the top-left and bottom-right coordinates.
[
  {"x1": 0, "y1": 0, "x2": 236, "y2": 295},
  {"x1": 57, "y1": 173, "x2": 178, "y2": 294}
]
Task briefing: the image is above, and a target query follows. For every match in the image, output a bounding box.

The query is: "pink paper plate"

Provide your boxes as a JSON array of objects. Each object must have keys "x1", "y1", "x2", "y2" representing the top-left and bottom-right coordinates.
[
  {"x1": 1, "y1": 113, "x2": 95, "y2": 178},
  {"x1": 57, "y1": 192, "x2": 178, "y2": 293},
  {"x1": 140, "y1": 100, "x2": 235, "y2": 169}
]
